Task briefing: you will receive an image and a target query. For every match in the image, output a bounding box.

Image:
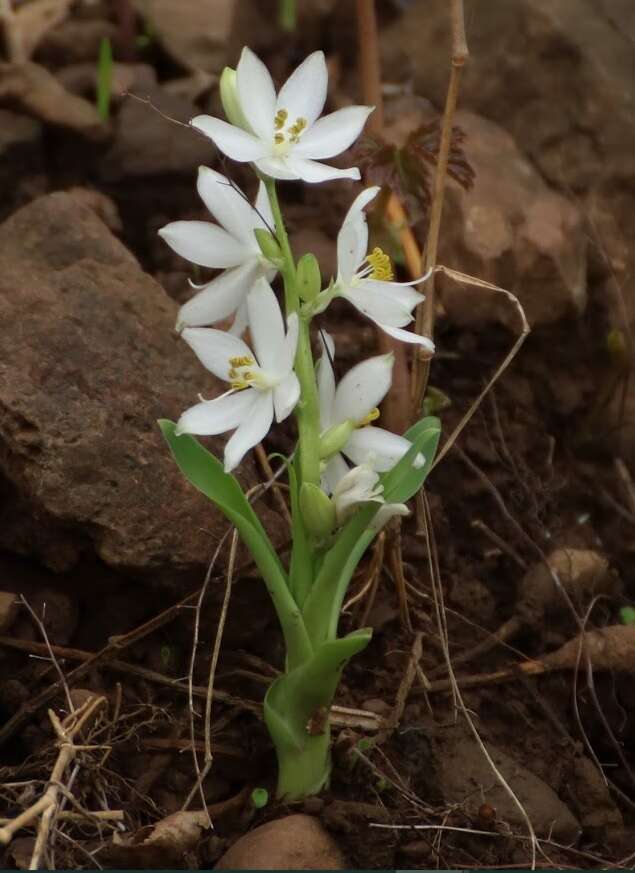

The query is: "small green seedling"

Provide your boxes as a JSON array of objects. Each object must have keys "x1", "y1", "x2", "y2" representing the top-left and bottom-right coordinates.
[
  {"x1": 251, "y1": 787, "x2": 269, "y2": 809},
  {"x1": 620, "y1": 606, "x2": 635, "y2": 625}
]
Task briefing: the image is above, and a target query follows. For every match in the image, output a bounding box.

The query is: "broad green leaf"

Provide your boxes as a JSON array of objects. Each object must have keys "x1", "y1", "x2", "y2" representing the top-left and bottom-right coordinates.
[
  {"x1": 159, "y1": 420, "x2": 311, "y2": 667},
  {"x1": 302, "y1": 415, "x2": 441, "y2": 645}
]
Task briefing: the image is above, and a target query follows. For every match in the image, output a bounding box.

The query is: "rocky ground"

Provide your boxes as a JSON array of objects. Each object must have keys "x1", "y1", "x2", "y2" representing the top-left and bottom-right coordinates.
[{"x1": 0, "y1": 0, "x2": 634, "y2": 868}]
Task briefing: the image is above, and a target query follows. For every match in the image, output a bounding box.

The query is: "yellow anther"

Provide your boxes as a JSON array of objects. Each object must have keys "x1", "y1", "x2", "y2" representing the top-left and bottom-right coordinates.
[
  {"x1": 288, "y1": 116, "x2": 307, "y2": 143},
  {"x1": 357, "y1": 407, "x2": 380, "y2": 428},
  {"x1": 229, "y1": 355, "x2": 254, "y2": 368},
  {"x1": 230, "y1": 379, "x2": 250, "y2": 391},
  {"x1": 274, "y1": 133, "x2": 284, "y2": 144},
  {"x1": 274, "y1": 108, "x2": 288, "y2": 130},
  {"x1": 366, "y1": 247, "x2": 394, "y2": 281}
]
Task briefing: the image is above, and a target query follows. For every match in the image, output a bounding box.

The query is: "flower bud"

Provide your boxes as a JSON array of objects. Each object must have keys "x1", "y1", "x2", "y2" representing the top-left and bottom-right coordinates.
[
  {"x1": 299, "y1": 482, "x2": 336, "y2": 538},
  {"x1": 319, "y1": 420, "x2": 354, "y2": 459},
  {"x1": 296, "y1": 253, "x2": 321, "y2": 302},
  {"x1": 219, "y1": 67, "x2": 251, "y2": 131},
  {"x1": 254, "y1": 228, "x2": 283, "y2": 265}
]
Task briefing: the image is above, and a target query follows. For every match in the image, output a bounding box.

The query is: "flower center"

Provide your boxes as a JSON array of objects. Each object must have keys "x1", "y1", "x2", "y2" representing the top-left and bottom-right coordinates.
[
  {"x1": 273, "y1": 108, "x2": 308, "y2": 154},
  {"x1": 366, "y1": 247, "x2": 394, "y2": 281},
  {"x1": 356, "y1": 407, "x2": 380, "y2": 428},
  {"x1": 228, "y1": 355, "x2": 275, "y2": 392}
]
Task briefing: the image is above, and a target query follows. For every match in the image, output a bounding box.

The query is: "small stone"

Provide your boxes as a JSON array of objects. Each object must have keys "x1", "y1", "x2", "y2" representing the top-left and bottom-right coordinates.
[
  {"x1": 0, "y1": 591, "x2": 18, "y2": 632},
  {"x1": 215, "y1": 815, "x2": 345, "y2": 870}
]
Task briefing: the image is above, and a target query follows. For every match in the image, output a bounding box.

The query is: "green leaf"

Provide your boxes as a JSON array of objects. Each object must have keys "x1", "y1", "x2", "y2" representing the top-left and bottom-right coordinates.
[
  {"x1": 159, "y1": 420, "x2": 312, "y2": 667},
  {"x1": 302, "y1": 415, "x2": 441, "y2": 645}
]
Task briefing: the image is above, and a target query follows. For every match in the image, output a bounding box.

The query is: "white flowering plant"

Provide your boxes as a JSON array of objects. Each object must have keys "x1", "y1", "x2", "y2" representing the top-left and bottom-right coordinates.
[{"x1": 159, "y1": 48, "x2": 440, "y2": 800}]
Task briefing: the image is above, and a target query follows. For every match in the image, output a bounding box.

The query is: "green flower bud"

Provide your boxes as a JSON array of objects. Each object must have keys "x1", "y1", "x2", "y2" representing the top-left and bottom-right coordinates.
[
  {"x1": 219, "y1": 67, "x2": 251, "y2": 131},
  {"x1": 319, "y1": 420, "x2": 354, "y2": 459},
  {"x1": 254, "y1": 228, "x2": 283, "y2": 265},
  {"x1": 296, "y1": 253, "x2": 322, "y2": 302},
  {"x1": 299, "y1": 482, "x2": 336, "y2": 538}
]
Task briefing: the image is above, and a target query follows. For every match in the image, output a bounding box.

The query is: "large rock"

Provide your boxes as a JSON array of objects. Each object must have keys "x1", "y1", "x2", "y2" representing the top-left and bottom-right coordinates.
[
  {"x1": 381, "y1": 0, "x2": 635, "y2": 189},
  {"x1": 215, "y1": 815, "x2": 345, "y2": 870},
  {"x1": 432, "y1": 724, "x2": 580, "y2": 841},
  {"x1": 0, "y1": 192, "x2": 274, "y2": 576},
  {"x1": 437, "y1": 112, "x2": 586, "y2": 328}
]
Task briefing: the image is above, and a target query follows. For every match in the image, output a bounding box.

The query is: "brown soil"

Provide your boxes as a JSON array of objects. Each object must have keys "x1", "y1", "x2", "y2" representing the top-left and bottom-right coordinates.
[{"x1": 0, "y1": 1, "x2": 634, "y2": 869}]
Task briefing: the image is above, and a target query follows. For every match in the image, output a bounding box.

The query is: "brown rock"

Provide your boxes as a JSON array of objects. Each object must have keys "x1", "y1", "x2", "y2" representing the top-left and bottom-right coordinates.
[
  {"x1": 66, "y1": 187, "x2": 123, "y2": 234},
  {"x1": 0, "y1": 591, "x2": 18, "y2": 632},
  {"x1": 437, "y1": 112, "x2": 586, "y2": 328},
  {"x1": 0, "y1": 62, "x2": 108, "y2": 141},
  {"x1": 0, "y1": 109, "x2": 42, "y2": 157},
  {"x1": 0, "y1": 192, "x2": 274, "y2": 577},
  {"x1": 433, "y1": 724, "x2": 580, "y2": 841},
  {"x1": 381, "y1": 0, "x2": 635, "y2": 189},
  {"x1": 36, "y1": 17, "x2": 117, "y2": 66},
  {"x1": 101, "y1": 85, "x2": 213, "y2": 180},
  {"x1": 215, "y1": 815, "x2": 345, "y2": 870},
  {"x1": 131, "y1": 0, "x2": 236, "y2": 73}
]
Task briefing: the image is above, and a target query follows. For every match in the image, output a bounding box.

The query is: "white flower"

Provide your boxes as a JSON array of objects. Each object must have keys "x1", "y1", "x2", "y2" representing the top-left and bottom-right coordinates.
[
  {"x1": 333, "y1": 463, "x2": 409, "y2": 529},
  {"x1": 317, "y1": 333, "x2": 424, "y2": 493},
  {"x1": 332, "y1": 186, "x2": 435, "y2": 348},
  {"x1": 190, "y1": 48, "x2": 373, "y2": 184},
  {"x1": 158, "y1": 166, "x2": 276, "y2": 333},
  {"x1": 176, "y1": 278, "x2": 300, "y2": 472}
]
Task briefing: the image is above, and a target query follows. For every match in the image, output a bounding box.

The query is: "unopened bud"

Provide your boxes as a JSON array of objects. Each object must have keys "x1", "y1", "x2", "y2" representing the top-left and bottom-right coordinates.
[
  {"x1": 319, "y1": 421, "x2": 354, "y2": 459},
  {"x1": 296, "y1": 253, "x2": 321, "y2": 302},
  {"x1": 220, "y1": 67, "x2": 251, "y2": 131},
  {"x1": 299, "y1": 482, "x2": 336, "y2": 538},
  {"x1": 254, "y1": 228, "x2": 283, "y2": 265}
]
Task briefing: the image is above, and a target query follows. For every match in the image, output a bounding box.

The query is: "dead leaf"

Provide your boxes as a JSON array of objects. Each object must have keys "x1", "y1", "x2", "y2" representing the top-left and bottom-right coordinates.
[
  {"x1": 105, "y1": 810, "x2": 211, "y2": 869},
  {"x1": 0, "y1": 61, "x2": 108, "y2": 140},
  {"x1": 13, "y1": 0, "x2": 73, "y2": 60}
]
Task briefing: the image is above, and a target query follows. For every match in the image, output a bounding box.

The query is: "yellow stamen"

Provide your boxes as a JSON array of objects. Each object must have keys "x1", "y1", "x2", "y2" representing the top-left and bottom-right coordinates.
[
  {"x1": 229, "y1": 355, "x2": 254, "y2": 367},
  {"x1": 230, "y1": 379, "x2": 250, "y2": 391},
  {"x1": 274, "y1": 133, "x2": 284, "y2": 144},
  {"x1": 288, "y1": 116, "x2": 307, "y2": 143},
  {"x1": 357, "y1": 407, "x2": 380, "y2": 428},
  {"x1": 274, "y1": 108, "x2": 288, "y2": 130},
  {"x1": 366, "y1": 247, "x2": 394, "y2": 281}
]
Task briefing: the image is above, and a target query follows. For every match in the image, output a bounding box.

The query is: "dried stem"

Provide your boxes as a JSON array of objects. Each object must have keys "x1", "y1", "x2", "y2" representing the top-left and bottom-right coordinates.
[
  {"x1": 410, "y1": 0, "x2": 469, "y2": 416},
  {"x1": 356, "y1": 0, "x2": 410, "y2": 434},
  {"x1": 0, "y1": 0, "x2": 25, "y2": 62}
]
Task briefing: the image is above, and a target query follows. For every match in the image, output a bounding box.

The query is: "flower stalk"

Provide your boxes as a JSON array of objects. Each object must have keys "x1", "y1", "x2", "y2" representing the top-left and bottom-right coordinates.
[{"x1": 159, "y1": 46, "x2": 441, "y2": 800}]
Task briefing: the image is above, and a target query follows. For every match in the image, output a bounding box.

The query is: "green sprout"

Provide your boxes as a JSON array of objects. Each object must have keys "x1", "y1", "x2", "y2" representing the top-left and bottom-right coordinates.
[
  {"x1": 96, "y1": 37, "x2": 113, "y2": 122},
  {"x1": 620, "y1": 606, "x2": 635, "y2": 626},
  {"x1": 251, "y1": 787, "x2": 269, "y2": 809},
  {"x1": 279, "y1": 0, "x2": 297, "y2": 31}
]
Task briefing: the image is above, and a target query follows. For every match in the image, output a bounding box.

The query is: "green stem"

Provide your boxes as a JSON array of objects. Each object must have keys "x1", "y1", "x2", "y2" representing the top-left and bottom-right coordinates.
[
  {"x1": 265, "y1": 178, "x2": 321, "y2": 489},
  {"x1": 278, "y1": 0, "x2": 297, "y2": 31}
]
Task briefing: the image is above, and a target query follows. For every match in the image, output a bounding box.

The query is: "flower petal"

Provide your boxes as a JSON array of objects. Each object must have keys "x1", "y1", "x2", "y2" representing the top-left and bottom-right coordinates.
[
  {"x1": 273, "y1": 372, "x2": 300, "y2": 421},
  {"x1": 377, "y1": 323, "x2": 436, "y2": 350},
  {"x1": 176, "y1": 389, "x2": 255, "y2": 436},
  {"x1": 337, "y1": 214, "x2": 367, "y2": 284},
  {"x1": 274, "y1": 311, "x2": 299, "y2": 376},
  {"x1": 191, "y1": 115, "x2": 267, "y2": 162},
  {"x1": 276, "y1": 51, "x2": 328, "y2": 128},
  {"x1": 197, "y1": 166, "x2": 260, "y2": 248},
  {"x1": 181, "y1": 327, "x2": 253, "y2": 381},
  {"x1": 343, "y1": 425, "x2": 417, "y2": 472},
  {"x1": 342, "y1": 186, "x2": 381, "y2": 225},
  {"x1": 342, "y1": 284, "x2": 413, "y2": 327},
  {"x1": 254, "y1": 180, "x2": 275, "y2": 232},
  {"x1": 229, "y1": 298, "x2": 250, "y2": 336},
  {"x1": 283, "y1": 157, "x2": 361, "y2": 183},
  {"x1": 176, "y1": 260, "x2": 260, "y2": 329},
  {"x1": 333, "y1": 353, "x2": 394, "y2": 426},
  {"x1": 246, "y1": 278, "x2": 285, "y2": 371},
  {"x1": 321, "y1": 452, "x2": 350, "y2": 495},
  {"x1": 369, "y1": 502, "x2": 410, "y2": 533},
  {"x1": 158, "y1": 220, "x2": 250, "y2": 269},
  {"x1": 293, "y1": 106, "x2": 373, "y2": 159},
  {"x1": 236, "y1": 47, "x2": 276, "y2": 142},
  {"x1": 361, "y1": 278, "x2": 424, "y2": 312},
  {"x1": 317, "y1": 331, "x2": 336, "y2": 430},
  {"x1": 254, "y1": 156, "x2": 301, "y2": 180},
  {"x1": 224, "y1": 390, "x2": 273, "y2": 471}
]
